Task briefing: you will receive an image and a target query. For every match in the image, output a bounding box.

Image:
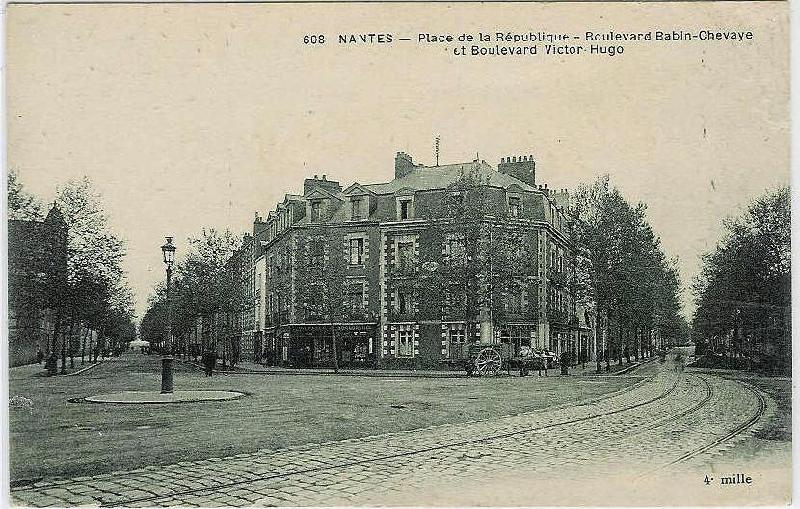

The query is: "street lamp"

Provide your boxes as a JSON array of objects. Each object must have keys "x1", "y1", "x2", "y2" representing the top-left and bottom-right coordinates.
[{"x1": 160, "y1": 236, "x2": 176, "y2": 394}]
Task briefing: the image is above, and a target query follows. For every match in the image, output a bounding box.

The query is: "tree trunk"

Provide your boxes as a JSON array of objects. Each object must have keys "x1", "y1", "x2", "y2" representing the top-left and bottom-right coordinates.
[
  {"x1": 50, "y1": 312, "x2": 62, "y2": 357},
  {"x1": 603, "y1": 311, "x2": 610, "y2": 371},
  {"x1": 81, "y1": 325, "x2": 89, "y2": 365},
  {"x1": 60, "y1": 327, "x2": 68, "y2": 374},
  {"x1": 68, "y1": 319, "x2": 76, "y2": 368},
  {"x1": 331, "y1": 323, "x2": 339, "y2": 373}
]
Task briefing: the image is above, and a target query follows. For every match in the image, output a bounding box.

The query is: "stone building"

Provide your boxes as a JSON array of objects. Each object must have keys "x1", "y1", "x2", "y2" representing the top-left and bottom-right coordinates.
[
  {"x1": 242, "y1": 151, "x2": 592, "y2": 368},
  {"x1": 8, "y1": 206, "x2": 68, "y2": 366}
]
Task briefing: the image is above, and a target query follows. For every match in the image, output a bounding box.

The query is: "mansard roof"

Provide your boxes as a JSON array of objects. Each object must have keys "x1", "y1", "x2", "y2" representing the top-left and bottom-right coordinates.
[{"x1": 364, "y1": 160, "x2": 536, "y2": 194}]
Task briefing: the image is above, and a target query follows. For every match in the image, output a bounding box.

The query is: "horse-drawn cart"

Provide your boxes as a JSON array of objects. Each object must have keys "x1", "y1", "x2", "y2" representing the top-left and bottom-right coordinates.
[{"x1": 455, "y1": 344, "x2": 547, "y2": 377}]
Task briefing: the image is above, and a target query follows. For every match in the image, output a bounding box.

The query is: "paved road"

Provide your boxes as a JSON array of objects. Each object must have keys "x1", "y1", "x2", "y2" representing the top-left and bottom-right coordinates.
[{"x1": 11, "y1": 361, "x2": 774, "y2": 507}]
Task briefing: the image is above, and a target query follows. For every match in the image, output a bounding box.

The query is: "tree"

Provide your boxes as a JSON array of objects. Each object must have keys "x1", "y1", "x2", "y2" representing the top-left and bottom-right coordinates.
[
  {"x1": 54, "y1": 177, "x2": 132, "y2": 371},
  {"x1": 421, "y1": 169, "x2": 537, "y2": 349},
  {"x1": 295, "y1": 227, "x2": 347, "y2": 372},
  {"x1": 570, "y1": 176, "x2": 686, "y2": 370},
  {"x1": 692, "y1": 187, "x2": 790, "y2": 373},
  {"x1": 155, "y1": 228, "x2": 243, "y2": 363},
  {"x1": 8, "y1": 169, "x2": 43, "y2": 221}
]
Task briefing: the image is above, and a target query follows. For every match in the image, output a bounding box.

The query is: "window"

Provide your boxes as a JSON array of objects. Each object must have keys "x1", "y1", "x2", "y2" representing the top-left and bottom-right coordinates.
[
  {"x1": 399, "y1": 199, "x2": 412, "y2": 220},
  {"x1": 509, "y1": 196, "x2": 521, "y2": 217},
  {"x1": 310, "y1": 200, "x2": 322, "y2": 222},
  {"x1": 351, "y1": 198, "x2": 363, "y2": 220},
  {"x1": 507, "y1": 288, "x2": 522, "y2": 314},
  {"x1": 449, "y1": 192, "x2": 464, "y2": 212},
  {"x1": 397, "y1": 241, "x2": 414, "y2": 271},
  {"x1": 310, "y1": 239, "x2": 324, "y2": 267},
  {"x1": 349, "y1": 238, "x2": 364, "y2": 265},
  {"x1": 396, "y1": 330, "x2": 413, "y2": 357},
  {"x1": 445, "y1": 286, "x2": 466, "y2": 314},
  {"x1": 397, "y1": 289, "x2": 412, "y2": 315},
  {"x1": 348, "y1": 283, "x2": 364, "y2": 314},
  {"x1": 448, "y1": 327, "x2": 466, "y2": 358},
  {"x1": 445, "y1": 234, "x2": 466, "y2": 266}
]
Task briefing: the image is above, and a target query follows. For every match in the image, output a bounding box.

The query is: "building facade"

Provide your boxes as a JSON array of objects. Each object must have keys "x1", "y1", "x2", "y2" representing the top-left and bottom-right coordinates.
[
  {"x1": 8, "y1": 206, "x2": 68, "y2": 366},
  {"x1": 247, "y1": 152, "x2": 591, "y2": 368}
]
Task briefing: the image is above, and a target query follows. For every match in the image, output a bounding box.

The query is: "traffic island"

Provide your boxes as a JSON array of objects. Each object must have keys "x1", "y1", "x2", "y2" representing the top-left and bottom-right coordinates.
[{"x1": 83, "y1": 390, "x2": 246, "y2": 404}]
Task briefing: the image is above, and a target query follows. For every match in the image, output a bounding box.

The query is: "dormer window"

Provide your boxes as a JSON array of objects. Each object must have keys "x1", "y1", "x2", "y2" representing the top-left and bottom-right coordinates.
[
  {"x1": 397, "y1": 198, "x2": 414, "y2": 220},
  {"x1": 509, "y1": 196, "x2": 521, "y2": 218},
  {"x1": 400, "y1": 200, "x2": 411, "y2": 220},
  {"x1": 351, "y1": 197, "x2": 363, "y2": 220},
  {"x1": 310, "y1": 200, "x2": 322, "y2": 222}
]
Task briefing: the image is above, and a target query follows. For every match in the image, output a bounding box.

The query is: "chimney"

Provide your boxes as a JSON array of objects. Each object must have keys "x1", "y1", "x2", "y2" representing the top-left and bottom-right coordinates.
[
  {"x1": 498, "y1": 154, "x2": 536, "y2": 187},
  {"x1": 395, "y1": 151, "x2": 416, "y2": 179},
  {"x1": 304, "y1": 174, "x2": 342, "y2": 195}
]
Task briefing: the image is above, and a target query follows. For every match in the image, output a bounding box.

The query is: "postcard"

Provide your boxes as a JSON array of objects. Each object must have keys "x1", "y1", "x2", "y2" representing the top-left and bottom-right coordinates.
[{"x1": 6, "y1": 1, "x2": 790, "y2": 506}]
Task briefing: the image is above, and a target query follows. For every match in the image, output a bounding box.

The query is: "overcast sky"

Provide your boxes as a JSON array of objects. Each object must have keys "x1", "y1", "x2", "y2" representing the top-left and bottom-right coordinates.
[{"x1": 7, "y1": 2, "x2": 789, "y2": 319}]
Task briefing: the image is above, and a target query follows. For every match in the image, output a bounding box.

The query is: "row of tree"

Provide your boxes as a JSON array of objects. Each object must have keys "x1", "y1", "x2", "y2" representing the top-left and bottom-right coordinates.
[
  {"x1": 569, "y1": 176, "x2": 688, "y2": 368},
  {"x1": 691, "y1": 187, "x2": 790, "y2": 374},
  {"x1": 9, "y1": 171, "x2": 136, "y2": 371},
  {"x1": 140, "y1": 229, "x2": 243, "y2": 367}
]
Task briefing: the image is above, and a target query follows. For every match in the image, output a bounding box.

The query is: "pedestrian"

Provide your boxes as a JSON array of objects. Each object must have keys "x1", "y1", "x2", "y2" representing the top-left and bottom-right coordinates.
[
  {"x1": 202, "y1": 351, "x2": 210, "y2": 376},
  {"x1": 45, "y1": 354, "x2": 58, "y2": 376},
  {"x1": 203, "y1": 350, "x2": 216, "y2": 377},
  {"x1": 537, "y1": 354, "x2": 548, "y2": 377},
  {"x1": 560, "y1": 351, "x2": 570, "y2": 375},
  {"x1": 36, "y1": 348, "x2": 44, "y2": 365}
]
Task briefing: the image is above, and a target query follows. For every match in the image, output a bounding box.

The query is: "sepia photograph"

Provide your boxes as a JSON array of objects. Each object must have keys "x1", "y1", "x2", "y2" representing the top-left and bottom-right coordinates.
[{"x1": 5, "y1": 1, "x2": 791, "y2": 506}]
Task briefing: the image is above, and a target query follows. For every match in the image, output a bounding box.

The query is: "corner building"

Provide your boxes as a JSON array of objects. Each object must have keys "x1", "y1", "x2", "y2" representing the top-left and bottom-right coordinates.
[{"x1": 249, "y1": 152, "x2": 588, "y2": 369}]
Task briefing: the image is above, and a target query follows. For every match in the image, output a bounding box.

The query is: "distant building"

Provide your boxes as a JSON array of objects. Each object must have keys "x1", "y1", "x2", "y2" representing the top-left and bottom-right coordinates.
[
  {"x1": 241, "y1": 152, "x2": 593, "y2": 368},
  {"x1": 8, "y1": 206, "x2": 68, "y2": 366}
]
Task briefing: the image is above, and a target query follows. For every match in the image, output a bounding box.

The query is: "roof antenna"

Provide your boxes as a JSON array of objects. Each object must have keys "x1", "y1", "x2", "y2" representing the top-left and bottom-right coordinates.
[{"x1": 435, "y1": 135, "x2": 441, "y2": 166}]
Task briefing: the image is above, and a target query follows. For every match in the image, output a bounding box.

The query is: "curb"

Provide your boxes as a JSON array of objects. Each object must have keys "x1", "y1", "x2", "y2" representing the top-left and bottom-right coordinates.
[
  {"x1": 66, "y1": 361, "x2": 103, "y2": 376},
  {"x1": 174, "y1": 357, "x2": 465, "y2": 378}
]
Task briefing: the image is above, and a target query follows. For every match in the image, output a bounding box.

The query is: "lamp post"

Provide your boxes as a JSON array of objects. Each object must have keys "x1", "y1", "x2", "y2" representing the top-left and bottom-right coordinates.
[{"x1": 160, "y1": 236, "x2": 176, "y2": 394}]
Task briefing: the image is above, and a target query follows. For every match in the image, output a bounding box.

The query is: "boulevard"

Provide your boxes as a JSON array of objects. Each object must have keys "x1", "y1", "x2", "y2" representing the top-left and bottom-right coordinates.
[{"x1": 9, "y1": 351, "x2": 791, "y2": 507}]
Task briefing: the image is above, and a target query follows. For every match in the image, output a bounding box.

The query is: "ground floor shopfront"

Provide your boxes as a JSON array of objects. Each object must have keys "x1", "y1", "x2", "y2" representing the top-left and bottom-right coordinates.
[
  {"x1": 260, "y1": 323, "x2": 379, "y2": 368},
  {"x1": 251, "y1": 319, "x2": 594, "y2": 369}
]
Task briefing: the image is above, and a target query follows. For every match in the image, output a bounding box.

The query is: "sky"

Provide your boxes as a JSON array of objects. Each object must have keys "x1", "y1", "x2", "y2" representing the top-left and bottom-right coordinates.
[{"x1": 7, "y1": 2, "x2": 789, "y2": 319}]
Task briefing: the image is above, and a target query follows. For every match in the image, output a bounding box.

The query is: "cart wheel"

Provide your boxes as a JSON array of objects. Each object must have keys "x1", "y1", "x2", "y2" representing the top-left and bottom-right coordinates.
[{"x1": 475, "y1": 347, "x2": 502, "y2": 376}]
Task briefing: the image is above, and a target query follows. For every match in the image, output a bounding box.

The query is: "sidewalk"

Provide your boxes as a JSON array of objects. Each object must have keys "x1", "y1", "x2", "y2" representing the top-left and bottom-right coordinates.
[
  {"x1": 192, "y1": 357, "x2": 654, "y2": 378},
  {"x1": 9, "y1": 356, "x2": 121, "y2": 380},
  {"x1": 197, "y1": 360, "x2": 468, "y2": 378}
]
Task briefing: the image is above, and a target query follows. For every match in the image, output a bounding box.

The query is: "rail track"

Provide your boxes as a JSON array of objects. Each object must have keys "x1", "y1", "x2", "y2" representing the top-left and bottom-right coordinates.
[
  {"x1": 12, "y1": 370, "x2": 770, "y2": 508},
  {"x1": 78, "y1": 376, "x2": 690, "y2": 507},
  {"x1": 661, "y1": 377, "x2": 767, "y2": 467}
]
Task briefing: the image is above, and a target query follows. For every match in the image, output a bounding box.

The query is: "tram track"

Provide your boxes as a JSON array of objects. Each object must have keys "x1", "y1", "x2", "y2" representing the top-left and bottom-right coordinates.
[
  {"x1": 75, "y1": 376, "x2": 687, "y2": 507},
  {"x1": 660, "y1": 377, "x2": 767, "y2": 468},
  {"x1": 16, "y1": 371, "x2": 760, "y2": 508}
]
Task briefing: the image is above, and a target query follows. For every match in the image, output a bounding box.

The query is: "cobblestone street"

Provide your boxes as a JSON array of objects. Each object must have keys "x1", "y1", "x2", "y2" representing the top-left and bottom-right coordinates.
[{"x1": 11, "y1": 360, "x2": 784, "y2": 507}]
